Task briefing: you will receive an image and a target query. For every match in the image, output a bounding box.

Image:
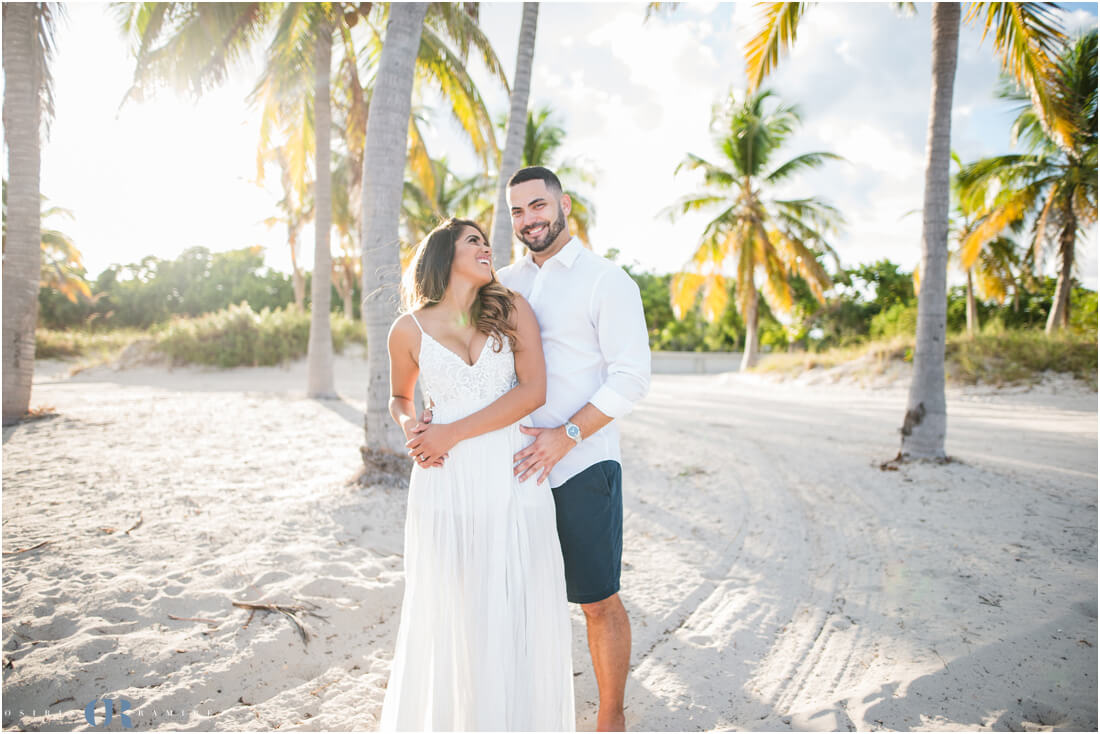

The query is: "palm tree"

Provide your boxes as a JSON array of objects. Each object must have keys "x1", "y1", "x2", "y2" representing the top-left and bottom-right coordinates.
[
  {"x1": 743, "y1": 2, "x2": 1068, "y2": 460},
  {"x1": 665, "y1": 88, "x2": 844, "y2": 371},
  {"x1": 957, "y1": 29, "x2": 1097, "y2": 334},
  {"x1": 2, "y1": 181, "x2": 92, "y2": 306},
  {"x1": 516, "y1": 105, "x2": 598, "y2": 247},
  {"x1": 116, "y1": 2, "x2": 344, "y2": 397},
  {"x1": 403, "y1": 155, "x2": 493, "y2": 246},
  {"x1": 307, "y1": 12, "x2": 337, "y2": 397},
  {"x1": 37, "y1": 199, "x2": 92, "y2": 304},
  {"x1": 489, "y1": 2, "x2": 539, "y2": 267},
  {"x1": 259, "y1": 141, "x2": 314, "y2": 311},
  {"x1": 361, "y1": 2, "x2": 431, "y2": 458},
  {"x1": 3, "y1": 3, "x2": 64, "y2": 425}
]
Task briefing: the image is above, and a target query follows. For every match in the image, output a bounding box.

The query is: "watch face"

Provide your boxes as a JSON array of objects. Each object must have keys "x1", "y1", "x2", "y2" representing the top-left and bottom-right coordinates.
[{"x1": 566, "y1": 424, "x2": 581, "y2": 439}]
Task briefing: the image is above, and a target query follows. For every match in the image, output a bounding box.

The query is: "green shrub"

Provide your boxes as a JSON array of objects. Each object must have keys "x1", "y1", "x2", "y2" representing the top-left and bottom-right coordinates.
[
  {"x1": 153, "y1": 302, "x2": 363, "y2": 367},
  {"x1": 946, "y1": 329, "x2": 1097, "y2": 387},
  {"x1": 870, "y1": 301, "x2": 918, "y2": 339},
  {"x1": 35, "y1": 328, "x2": 145, "y2": 361}
]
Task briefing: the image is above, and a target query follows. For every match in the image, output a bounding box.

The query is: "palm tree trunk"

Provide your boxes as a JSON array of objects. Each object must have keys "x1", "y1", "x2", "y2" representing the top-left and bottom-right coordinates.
[
  {"x1": 1044, "y1": 204, "x2": 1076, "y2": 334},
  {"x1": 307, "y1": 23, "x2": 336, "y2": 399},
  {"x1": 342, "y1": 274, "x2": 354, "y2": 319},
  {"x1": 965, "y1": 267, "x2": 978, "y2": 336},
  {"x1": 289, "y1": 226, "x2": 305, "y2": 310},
  {"x1": 489, "y1": 2, "x2": 539, "y2": 268},
  {"x1": 899, "y1": 2, "x2": 958, "y2": 461},
  {"x1": 740, "y1": 288, "x2": 760, "y2": 371},
  {"x1": 2, "y1": 4, "x2": 43, "y2": 425},
  {"x1": 362, "y1": 2, "x2": 429, "y2": 456}
]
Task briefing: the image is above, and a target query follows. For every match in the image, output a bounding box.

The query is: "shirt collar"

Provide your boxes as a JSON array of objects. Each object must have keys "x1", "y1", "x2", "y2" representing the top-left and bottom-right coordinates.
[{"x1": 519, "y1": 236, "x2": 582, "y2": 271}]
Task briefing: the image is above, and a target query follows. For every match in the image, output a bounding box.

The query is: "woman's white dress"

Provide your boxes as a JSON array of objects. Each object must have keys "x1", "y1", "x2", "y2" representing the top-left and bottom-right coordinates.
[{"x1": 379, "y1": 320, "x2": 575, "y2": 732}]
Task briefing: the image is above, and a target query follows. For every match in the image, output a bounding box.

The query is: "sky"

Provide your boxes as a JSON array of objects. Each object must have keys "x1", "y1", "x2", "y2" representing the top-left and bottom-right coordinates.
[{"x1": 24, "y1": 2, "x2": 1100, "y2": 290}]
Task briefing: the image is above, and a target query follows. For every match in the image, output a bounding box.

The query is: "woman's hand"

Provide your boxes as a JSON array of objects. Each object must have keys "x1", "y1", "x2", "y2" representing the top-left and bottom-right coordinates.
[
  {"x1": 401, "y1": 418, "x2": 447, "y2": 468},
  {"x1": 406, "y1": 422, "x2": 460, "y2": 467}
]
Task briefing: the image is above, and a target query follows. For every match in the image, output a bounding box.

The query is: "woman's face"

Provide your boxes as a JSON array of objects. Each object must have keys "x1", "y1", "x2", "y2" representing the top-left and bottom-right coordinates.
[{"x1": 449, "y1": 224, "x2": 494, "y2": 288}]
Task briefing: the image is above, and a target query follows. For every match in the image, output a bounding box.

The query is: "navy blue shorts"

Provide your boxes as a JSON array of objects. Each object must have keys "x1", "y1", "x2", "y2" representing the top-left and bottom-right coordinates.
[{"x1": 551, "y1": 460, "x2": 623, "y2": 604}]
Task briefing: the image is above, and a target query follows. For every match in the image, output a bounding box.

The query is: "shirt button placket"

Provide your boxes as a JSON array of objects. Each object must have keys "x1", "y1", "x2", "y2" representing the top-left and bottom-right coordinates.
[{"x1": 528, "y1": 266, "x2": 547, "y2": 306}]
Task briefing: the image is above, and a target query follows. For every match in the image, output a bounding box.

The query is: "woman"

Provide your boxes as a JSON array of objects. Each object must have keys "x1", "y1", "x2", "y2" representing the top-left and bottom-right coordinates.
[{"x1": 379, "y1": 218, "x2": 575, "y2": 731}]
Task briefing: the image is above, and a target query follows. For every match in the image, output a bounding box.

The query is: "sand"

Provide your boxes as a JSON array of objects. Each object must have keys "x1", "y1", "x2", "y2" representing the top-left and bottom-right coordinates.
[{"x1": 3, "y1": 347, "x2": 1096, "y2": 731}]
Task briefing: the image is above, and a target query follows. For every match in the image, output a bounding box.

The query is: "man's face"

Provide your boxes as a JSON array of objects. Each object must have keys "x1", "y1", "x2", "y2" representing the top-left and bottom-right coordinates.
[{"x1": 508, "y1": 179, "x2": 570, "y2": 253}]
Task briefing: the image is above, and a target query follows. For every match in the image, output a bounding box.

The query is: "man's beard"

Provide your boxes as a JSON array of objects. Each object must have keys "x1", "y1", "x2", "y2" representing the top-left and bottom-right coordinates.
[{"x1": 518, "y1": 204, "x2": 567, "y2": 252}]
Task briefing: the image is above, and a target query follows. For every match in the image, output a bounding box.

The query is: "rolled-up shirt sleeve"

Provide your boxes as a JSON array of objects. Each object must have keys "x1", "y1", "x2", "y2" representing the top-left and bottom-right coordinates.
[{"x1": 588, "y1": 267, "x2": 652, "y2": 419}]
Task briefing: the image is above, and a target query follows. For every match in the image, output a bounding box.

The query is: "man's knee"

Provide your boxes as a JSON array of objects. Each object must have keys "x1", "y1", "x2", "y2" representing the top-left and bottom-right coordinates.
[{"x1": 581, "y1": 593, "x2": 627, "y2": 623}]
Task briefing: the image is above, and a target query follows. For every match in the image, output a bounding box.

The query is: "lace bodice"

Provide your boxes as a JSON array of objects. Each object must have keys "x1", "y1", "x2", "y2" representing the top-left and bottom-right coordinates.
[{"x1": 413, "y1": 316, "x2": 519, "y2": 424}]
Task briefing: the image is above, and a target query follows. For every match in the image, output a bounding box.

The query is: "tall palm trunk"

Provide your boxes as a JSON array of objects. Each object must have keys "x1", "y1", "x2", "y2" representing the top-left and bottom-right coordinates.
[
  {"x1": 2, "y1": 4, "x2": 43, "y2": 425},
  {"x1": 740, "y1": 289, "x2": 760, "y2": 371},
  {"x1": 965, "y1": 267, "x2": 978, "y2": 336},
  {"x1": 489, "y1": 2, "x2": 538, "y2": 268},
  {"x1": 900, "y1": 2, "x2": 958, "y2": 461},
  {"x1": 308, "y1": 23, "x2": 336, "y2": 398},
  {"x1": 362, "y1": 3, "x2": 429, "y2": 456},
  {"x1": 1045, "y1": 200, "x2": 1076, "y2": 333},
  {"x1": 289, "y1": 225, "x2": 305, "y2": 310}
]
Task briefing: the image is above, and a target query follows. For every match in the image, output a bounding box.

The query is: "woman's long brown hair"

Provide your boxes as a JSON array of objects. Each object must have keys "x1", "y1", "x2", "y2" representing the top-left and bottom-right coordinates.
[{"x1": 400, "y1": 218, "x2": 518, "y2": 351}]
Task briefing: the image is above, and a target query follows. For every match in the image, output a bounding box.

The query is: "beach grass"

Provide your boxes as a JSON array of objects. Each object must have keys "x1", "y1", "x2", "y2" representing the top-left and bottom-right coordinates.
[
  {"x1": 754, "y1": 328, "x2": 1097, "y2": 389},
  {"x1": 36, "y1": 304, "x2": 366, "y2": 370}
]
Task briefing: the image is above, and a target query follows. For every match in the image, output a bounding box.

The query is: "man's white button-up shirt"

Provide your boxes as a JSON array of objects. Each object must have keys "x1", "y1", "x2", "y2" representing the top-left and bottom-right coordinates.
[{"x1": 497, "y1": 237, "x2": 651, "y2": 488}]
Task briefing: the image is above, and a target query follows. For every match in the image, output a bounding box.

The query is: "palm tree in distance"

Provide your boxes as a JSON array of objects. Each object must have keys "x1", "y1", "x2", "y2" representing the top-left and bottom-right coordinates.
[
  {"x1": 956, "y1": 29, "x2": 1097, "y2": 334},
  {"x1": 511, "y1": 105, "x2": 598, "y2": 248},
  {"x1": 259, "y1": 134, "x2": 314, "y2": 311},
  {"x1": 115, "y1": 3, "x2": 506, "y2": 399},
  {"x1": 3, "y1": 3, "x2": 66, "y2": 424},
  {"x1": 665, "y1": 88, "x2": 845, "y2": 371},
  {"x1": 3, "y1": 181, "x2": 94, "y2": 306},
  {"x1": 743, "y1": 2, "x2": 1069, "y2": 461},
  {"x1": 944, "y1": 152, "x2": 1027, "y2": 335},
  {"x1": 402, "y1": 155, "x2": 493, "y2": 248}
]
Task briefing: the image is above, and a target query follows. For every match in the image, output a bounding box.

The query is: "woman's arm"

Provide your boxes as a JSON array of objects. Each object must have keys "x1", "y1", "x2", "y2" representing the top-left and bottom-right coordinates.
[
  {"x1": 388, "y1": 315, "x2": 446, "y2": 469},
  {"x1": 405, "y1": 295, "x2": 545, "y2": 464},
  {"x1": 387, "y1": 315, "x2": 421, "y2": 436}
]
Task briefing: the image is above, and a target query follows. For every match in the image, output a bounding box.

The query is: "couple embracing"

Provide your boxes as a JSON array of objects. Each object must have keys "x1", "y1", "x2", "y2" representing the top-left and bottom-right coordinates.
[{"x1": 379, "y1": 166, "x2": 651, "y2": 731}]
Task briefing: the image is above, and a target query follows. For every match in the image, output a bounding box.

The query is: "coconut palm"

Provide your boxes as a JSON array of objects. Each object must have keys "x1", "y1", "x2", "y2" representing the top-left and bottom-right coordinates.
[
  {"x1": 515, "y1": 105, "x2": 598, "y2": 247},
  {"x1": 956, "y1": 29, "x2": 1097, "y2": 335},
  {"x1": 118, "y1": 3, "x2": 505, "y2": 399},
  {"x1": 3, "y1": 3, "x2": 65, "y2": 425},
  {"x1": 361, "y1": 2, "x2": 431, "y2": 457},
  {"x1": 665, "y1": 88, "x2": 844, "y2": 371},
  {"x1": 744, "y1": 2, "x2": 1068, "y2": 460},
  {"x1": 489, "y1": 2, "x2": 539, "y2": 267},
  {"x1": 116, "y1": 2, "x2": 346, "y2": 397},
  {"x1": 2, "y1": 181, "x2": 92, "y2": 305},
  {"x1": 403, "y1": 155, "x2": 493, "y2": 247},
  {"x1": 259, "y1": 142, "x2": 314, "y2": 311}
]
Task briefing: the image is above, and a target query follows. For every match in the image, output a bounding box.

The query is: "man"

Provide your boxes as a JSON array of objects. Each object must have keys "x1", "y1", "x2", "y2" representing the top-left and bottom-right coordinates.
[{"x1": 498, "y1": 165, "x2": 651, "y2": 732}]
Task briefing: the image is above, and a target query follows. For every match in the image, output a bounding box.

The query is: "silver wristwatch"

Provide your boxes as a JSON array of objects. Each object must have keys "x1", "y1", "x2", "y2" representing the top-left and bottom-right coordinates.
[{"x1": 563, "y1": 421, "x2": 582, "y2": 445}]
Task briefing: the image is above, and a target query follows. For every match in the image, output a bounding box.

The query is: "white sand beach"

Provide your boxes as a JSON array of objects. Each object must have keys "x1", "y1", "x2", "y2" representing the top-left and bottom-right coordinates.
[{"x1": 3, "y1": 349, "x2": 1096, "y2": 731}]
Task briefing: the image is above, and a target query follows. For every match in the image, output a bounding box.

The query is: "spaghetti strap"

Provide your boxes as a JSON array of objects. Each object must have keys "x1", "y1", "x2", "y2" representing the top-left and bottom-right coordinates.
[{"x1": 409, "y1": 312, "x2": 425, "y2": 333}]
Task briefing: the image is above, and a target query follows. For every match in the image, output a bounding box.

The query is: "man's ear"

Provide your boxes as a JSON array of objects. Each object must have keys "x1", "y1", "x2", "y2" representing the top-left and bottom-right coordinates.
[{"x1": 560, "y1": 192, "x2": 572, "y2": 217}]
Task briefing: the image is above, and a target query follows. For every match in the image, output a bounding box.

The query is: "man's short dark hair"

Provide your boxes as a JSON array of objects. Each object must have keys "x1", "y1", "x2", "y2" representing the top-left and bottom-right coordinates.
[{"x1": 506, "y1": 166, "x2": 562, "y2": 195}]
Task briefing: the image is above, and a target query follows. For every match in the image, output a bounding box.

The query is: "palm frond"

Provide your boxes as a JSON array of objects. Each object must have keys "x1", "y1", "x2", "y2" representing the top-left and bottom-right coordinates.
[
  {"x1": 965, "y1": 2, "x2": 1070, "y2": 151},
  {"x1": 743, "y1": 2, "x2": 808, "y2": 94},
  {"x1": 763, "y1": 151, "x2": 845, "y2": 185},
  {"x1": 416, "y1": 25, "x2": 499, "y2": 170},
  {"x1": 670, "y1": 272, "x2": 705, "y2": 319}
]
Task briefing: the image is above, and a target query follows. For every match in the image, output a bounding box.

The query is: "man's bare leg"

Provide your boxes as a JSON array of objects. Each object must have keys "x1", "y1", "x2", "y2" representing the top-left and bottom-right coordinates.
[{"x1": 581, "y1": 593, "x2": 631, "y2": 731}]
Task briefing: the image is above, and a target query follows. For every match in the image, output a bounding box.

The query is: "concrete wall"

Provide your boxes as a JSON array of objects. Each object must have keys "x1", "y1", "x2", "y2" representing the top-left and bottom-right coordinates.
[{"x1": 651, "y1": 351, "x2": 743, "y2": 374}]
